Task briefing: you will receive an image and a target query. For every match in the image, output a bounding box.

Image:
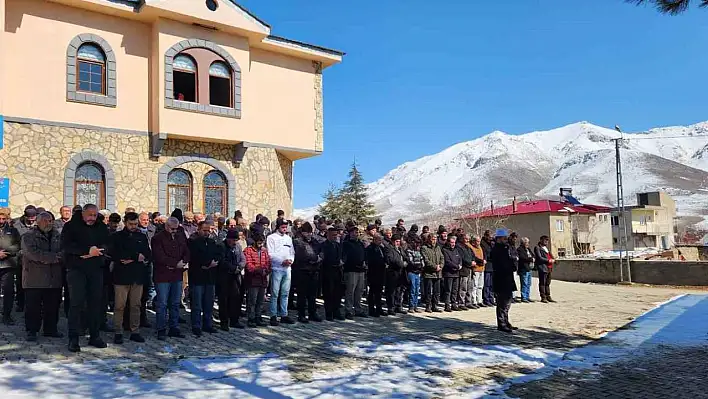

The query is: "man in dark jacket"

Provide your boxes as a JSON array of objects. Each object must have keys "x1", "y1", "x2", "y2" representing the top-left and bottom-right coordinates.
[
  {"x1": 365, "y1": 234, "x2": 387, "y2": 317},
  {"x1": 517, "y1": 237, "x2": 535, "y2": 303},
  {"x1": 62, "y1": 204, "x2": 110, "y2": 352},
  {"x1": 342, "y1": 226, "x2": 367, "y2": 319},
  {"x1": 321, "y1": 227, "x2": 344, "y2": 321},
  {"x1": 219, "y1": 229, "x2": 246, "y2": 330},
  {"x1": 441, "y1": 235, "x2": 462, "y2": 312},
  {"x1": 187, "y1": 220, "x2": 222, "y2": 336},
  {"x1": 54, "y1": 206, "x2": 72, "y2": 234},
  {"x1": 135, "y1": 212, "x2": 156, "y2": 328},
  {"x1": 152, "y1": 216, "x2": 190, "y2": 340},
  {"x1": 420, "y1": 233, "x2": 443, "y2": 313},
  {"x1": 14, "y1": 205, "x2": 37, "y2": 313},
  {"x1": 22, "y1": 212, "x2": 63, "y2": 341},
  {"x1": 534, "y1": 235, "x2": 556, "y2": 303},
  {"x1": 109, "y1": 212, "x2": 151, "y2": 344},
  {"x1": 456, "y1": 234, "x2": 474, "y2": 311},
  {"x1": 0, "y1": 208, "x2": 20, "y2": 325},
  {"x1": 480, "y1": 230, "x2": 495, "y2": 306},
  {"x1": 293, "y1": 222, "x2": 323, "y2": 323},
  {"x1": 490, "y1": 229, "x2": 518, "y2": 333},
  {"x1": 385, "y1": 234, "x2": 408, "y2": 315}
]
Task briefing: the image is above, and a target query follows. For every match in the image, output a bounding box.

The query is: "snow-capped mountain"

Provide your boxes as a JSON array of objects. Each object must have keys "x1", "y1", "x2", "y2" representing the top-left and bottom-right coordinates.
[{"x1": 296, "y1": 121, "x2": 708, "y2": 225}]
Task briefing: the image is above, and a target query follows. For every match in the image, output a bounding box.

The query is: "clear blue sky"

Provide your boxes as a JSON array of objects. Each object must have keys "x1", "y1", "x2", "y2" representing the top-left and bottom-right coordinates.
[{"x1": 239, "y1": 0, "x2": 708, "y2": 209}]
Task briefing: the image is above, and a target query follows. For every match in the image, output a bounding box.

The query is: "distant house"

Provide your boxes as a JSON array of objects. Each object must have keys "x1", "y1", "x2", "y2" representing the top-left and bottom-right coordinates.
[
  {"x1": 462, "y1": 195, "x2": 612, "y2": 257},
  {"x1": 611, "y1": 191, "x2": 676, "y2": 251}
]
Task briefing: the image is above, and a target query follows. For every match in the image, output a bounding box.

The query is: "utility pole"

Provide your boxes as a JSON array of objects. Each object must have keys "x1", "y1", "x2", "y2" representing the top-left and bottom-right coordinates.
[{"x1": 614, "y1": 126, "x2": 632, "y2": 283}]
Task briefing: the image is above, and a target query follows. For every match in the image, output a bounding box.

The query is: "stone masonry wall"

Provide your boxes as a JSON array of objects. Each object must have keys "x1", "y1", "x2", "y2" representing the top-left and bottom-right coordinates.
[
  {"x1": 1, "y1": 121, "x2": 293, "y2": 219},
  {"x1": 313, "y1": 61, "x2": 324, "y2": 153}
]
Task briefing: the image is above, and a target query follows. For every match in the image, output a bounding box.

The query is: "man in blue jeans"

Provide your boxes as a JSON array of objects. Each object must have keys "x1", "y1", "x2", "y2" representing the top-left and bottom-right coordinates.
[
  {"x1": 187, "y1": 221, "x2": 222, "y2": 336},
  {"x1": 267, "y1": 220, "x2": 295, "y2": 326},
  {"x1": 151, "y1": 217, "x2": 190, "y2": 341}
]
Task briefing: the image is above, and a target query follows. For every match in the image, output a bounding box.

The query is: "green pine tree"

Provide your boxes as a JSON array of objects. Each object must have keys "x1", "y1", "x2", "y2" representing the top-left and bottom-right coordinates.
[
  {"x1": 338, "y1": 162, "x2": 377, "y2": 223},
  {"x1": 317, "y1": 184, "x2": 342, "y2": 220}
]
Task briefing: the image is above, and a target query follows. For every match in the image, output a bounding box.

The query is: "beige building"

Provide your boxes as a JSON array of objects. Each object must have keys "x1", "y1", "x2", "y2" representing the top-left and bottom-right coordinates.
[
  {"x1": 0, "y1": 0, "x2": 342, "y2": 218},
  {"x1": 611, "y1": 191, "x2": 677, "y2": 250},
  {"x1": 463, "y1": 199, "x2": 612, "y2": 257}
]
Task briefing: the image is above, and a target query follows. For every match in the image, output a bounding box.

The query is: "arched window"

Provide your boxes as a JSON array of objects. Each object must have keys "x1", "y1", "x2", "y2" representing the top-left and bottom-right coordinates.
[
  {"x1": 173, "y1": 54, "x2": 197, "y2": 102},
  {"x1": 167, "y1": 169, "x2": 192, "y2": 212},
  {"x1": 203, "y1": 170, "x2": 227, "y2": 215},
  {"x1": 209, "y1": 61, "x2": 232, "y2": 107},
  {"x1": 77, "y1": 43, "x2": 106, "y2": 94},
  {"x1": 75, "y1": 162, "x2": 105, "y2": 208}
]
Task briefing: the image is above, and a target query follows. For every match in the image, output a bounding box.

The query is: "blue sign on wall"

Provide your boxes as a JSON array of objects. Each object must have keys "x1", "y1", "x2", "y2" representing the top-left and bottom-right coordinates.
[{"x1": 0, "y1": 178, "x2": 10, "y2": 208}]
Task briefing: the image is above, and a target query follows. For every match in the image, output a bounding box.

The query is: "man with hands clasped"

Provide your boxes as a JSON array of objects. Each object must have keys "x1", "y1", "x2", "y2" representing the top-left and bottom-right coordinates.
[
  {"x1": 267, "y1": 220, "x2": 295, "y2": 326},
  {"x1": 109, "y1": 212, "x2": 151, "y2": 344},
  {"x1": 187, "y1": 220, "x2": 222, "y2": 336},
  {"x1": 151, "y1": 217, "x2": 190, "y2": 341}
]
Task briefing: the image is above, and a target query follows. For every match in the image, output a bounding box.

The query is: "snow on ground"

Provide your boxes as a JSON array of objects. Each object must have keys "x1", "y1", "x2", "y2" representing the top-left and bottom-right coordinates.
[{"x1": 1, "y1": 295, "x2": 705, "y2": 398}]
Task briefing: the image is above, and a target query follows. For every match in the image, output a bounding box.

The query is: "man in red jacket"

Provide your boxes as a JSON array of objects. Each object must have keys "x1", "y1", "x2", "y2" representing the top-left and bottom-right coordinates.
[
  {"x1": 244, "y1": 232, "x2": 271, "y2": 327},
  {"x1": 151, "y1": 217, "x2": 190, "y2": 340}
]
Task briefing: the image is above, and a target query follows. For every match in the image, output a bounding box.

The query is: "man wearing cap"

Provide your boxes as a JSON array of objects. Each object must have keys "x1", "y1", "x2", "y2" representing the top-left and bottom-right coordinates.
[
  {"x1": 321, "y1": 227, "x2": 344, "y2": 321},
  {"x1": 292, "y1": 222, "x2": 323, "y2": 323},
  {"x1": 361, "y1": 224, "x2": 377, "y2": 248},
  {"x1": 14, "y1": 205, "x2": 37, "y2": 312},
  {"x1": 490, "y1": 228, "x2": 518, "y2": 333},
  {"x1": 266, "y1": 219, "x2": 296, "y2": 326},
  {"x1": 218, "y1": 229, "x2": 246, "y2": 330},
  {"x1": 342, "y1": 226, "x2": 367, "y2": 319}
]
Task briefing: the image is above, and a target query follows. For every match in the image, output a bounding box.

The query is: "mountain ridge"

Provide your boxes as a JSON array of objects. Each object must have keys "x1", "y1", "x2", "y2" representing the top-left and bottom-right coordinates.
[{"x1": 295, "y1": 121, "x2": 708, "y2": 226}]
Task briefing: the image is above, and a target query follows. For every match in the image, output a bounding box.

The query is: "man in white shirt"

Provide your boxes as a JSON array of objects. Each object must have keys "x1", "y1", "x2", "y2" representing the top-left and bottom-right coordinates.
[{"x1": 267, "y1": 219, "x2": 295, "y2": 326}]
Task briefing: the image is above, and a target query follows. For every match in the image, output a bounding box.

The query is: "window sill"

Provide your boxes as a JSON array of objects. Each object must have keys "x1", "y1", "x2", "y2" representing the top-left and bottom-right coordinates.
[
  {"x1": 165, "y1": 98, "x2": 241, "y2": 118},
  {"x1": 67, "y1": 92, "x2": 117, "y2": 107}
]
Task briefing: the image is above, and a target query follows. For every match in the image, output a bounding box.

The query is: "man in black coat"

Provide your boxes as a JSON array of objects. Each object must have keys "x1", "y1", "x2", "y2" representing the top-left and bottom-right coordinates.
[
  {"x1": 342, "y1": 226, "x2": 367, "y2": 319},
  {"x1": 490, "y1": 229, "x2": 518, "y2": 333},
  {"x1": 321, "y1": 227, "x2": 344, "y2": 321},
  {"x1": 109, "y1": 212, "x2": 151, "y2": 344},
  {"x1": 385, "y1": 234, "x2": 407, "y2": 316},
  {"x1": 480, "y1": 230, "x2": 495, "y2": 306},
  {"x1": 365, "y1": 234, "x2": 387, "y2": 317},
  {"x1": 534, "y1": 235, "x2": 556, "y2": 303},
  {"x1": 293, "y1": 222, "x2": 323, "y2": 323},
  {"x1": 187, "y1": 220, "x2": 222, "y2": 336},
  {"x1": 62, "y1": 204, "x2": 111, "y2": 352},
  {"x1": 441, "y1": 235, "x2": 462, "y2": 312},
  {"x1": 219, "y1": 229, "x2": 246, "y2": 331}
]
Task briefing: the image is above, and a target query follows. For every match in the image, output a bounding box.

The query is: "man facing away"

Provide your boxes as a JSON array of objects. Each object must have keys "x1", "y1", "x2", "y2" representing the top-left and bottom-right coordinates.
[
  {"x1": 61, "y1": 204, "x2": 110, "y2": 352},
  {"x1": 151, "y1": 217, "x2": 190, "y2": 340},
  {"x1": 267, "y1": 219, "x2": 295, "y2": 326},
  {"x1": 109, "y1": 212, "x2": 151, "y2": 344}
]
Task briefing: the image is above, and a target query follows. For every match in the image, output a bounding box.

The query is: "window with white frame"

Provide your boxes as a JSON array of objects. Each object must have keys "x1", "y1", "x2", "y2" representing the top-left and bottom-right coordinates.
[{"x1": 556, "y1": 219, "x2": 564, "y2": 232}]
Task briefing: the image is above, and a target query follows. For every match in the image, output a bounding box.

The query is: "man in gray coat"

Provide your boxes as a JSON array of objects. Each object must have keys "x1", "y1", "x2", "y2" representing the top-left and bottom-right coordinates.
[{"x1": 22, "y1": 212, "x2": 63, "y2": 341}]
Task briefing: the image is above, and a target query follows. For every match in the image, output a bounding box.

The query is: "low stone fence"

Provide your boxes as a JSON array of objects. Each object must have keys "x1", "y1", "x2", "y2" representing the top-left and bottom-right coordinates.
[{"x1": 551, "y1": 259, "x2": 708, "y2": 286}]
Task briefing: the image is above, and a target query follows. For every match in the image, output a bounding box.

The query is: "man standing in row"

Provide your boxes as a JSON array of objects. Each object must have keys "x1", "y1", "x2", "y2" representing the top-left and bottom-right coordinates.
[
  {"x1": 187, "y1": 221, "x2": 221, "y2": 336},
  {"x1": 219, "y1": 230, "x2": 246, "y2": 330},
  {"x1": 293, "y1": 222, "x2": 323, "y2": 323},
  {"x1": 321, "y1": 227, "x2": 344, "y2": 321},
  {"x1": 110, "y1": 212, "x2": 151, "y2": 344},
  {"x1": 62, "y1": 204, "x2": 110, "y2": 352},
  {"x1": 14, "y1": 205, "x2": 37, "y2": 313},
  {"x1": 343, "y1": 226, "x2": 367, "y2": 319},
  {"x1": 0, "y1": 208, "x2": 20, "y2": 325},
  {"x1": 22, "y1": 212, "x2": 63, "y2": 341},
  {"x1": 267, "y1": 220, "x2": 295, "y2": 326},
  {"x1": 152, "y1": 217, "x2": 190, "y2": 340}
]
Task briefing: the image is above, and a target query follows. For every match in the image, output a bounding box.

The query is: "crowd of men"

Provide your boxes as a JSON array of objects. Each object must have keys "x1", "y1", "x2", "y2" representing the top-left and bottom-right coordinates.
[{"x1": 0, "y1": 205, "x2": 558, "y2": 353}]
